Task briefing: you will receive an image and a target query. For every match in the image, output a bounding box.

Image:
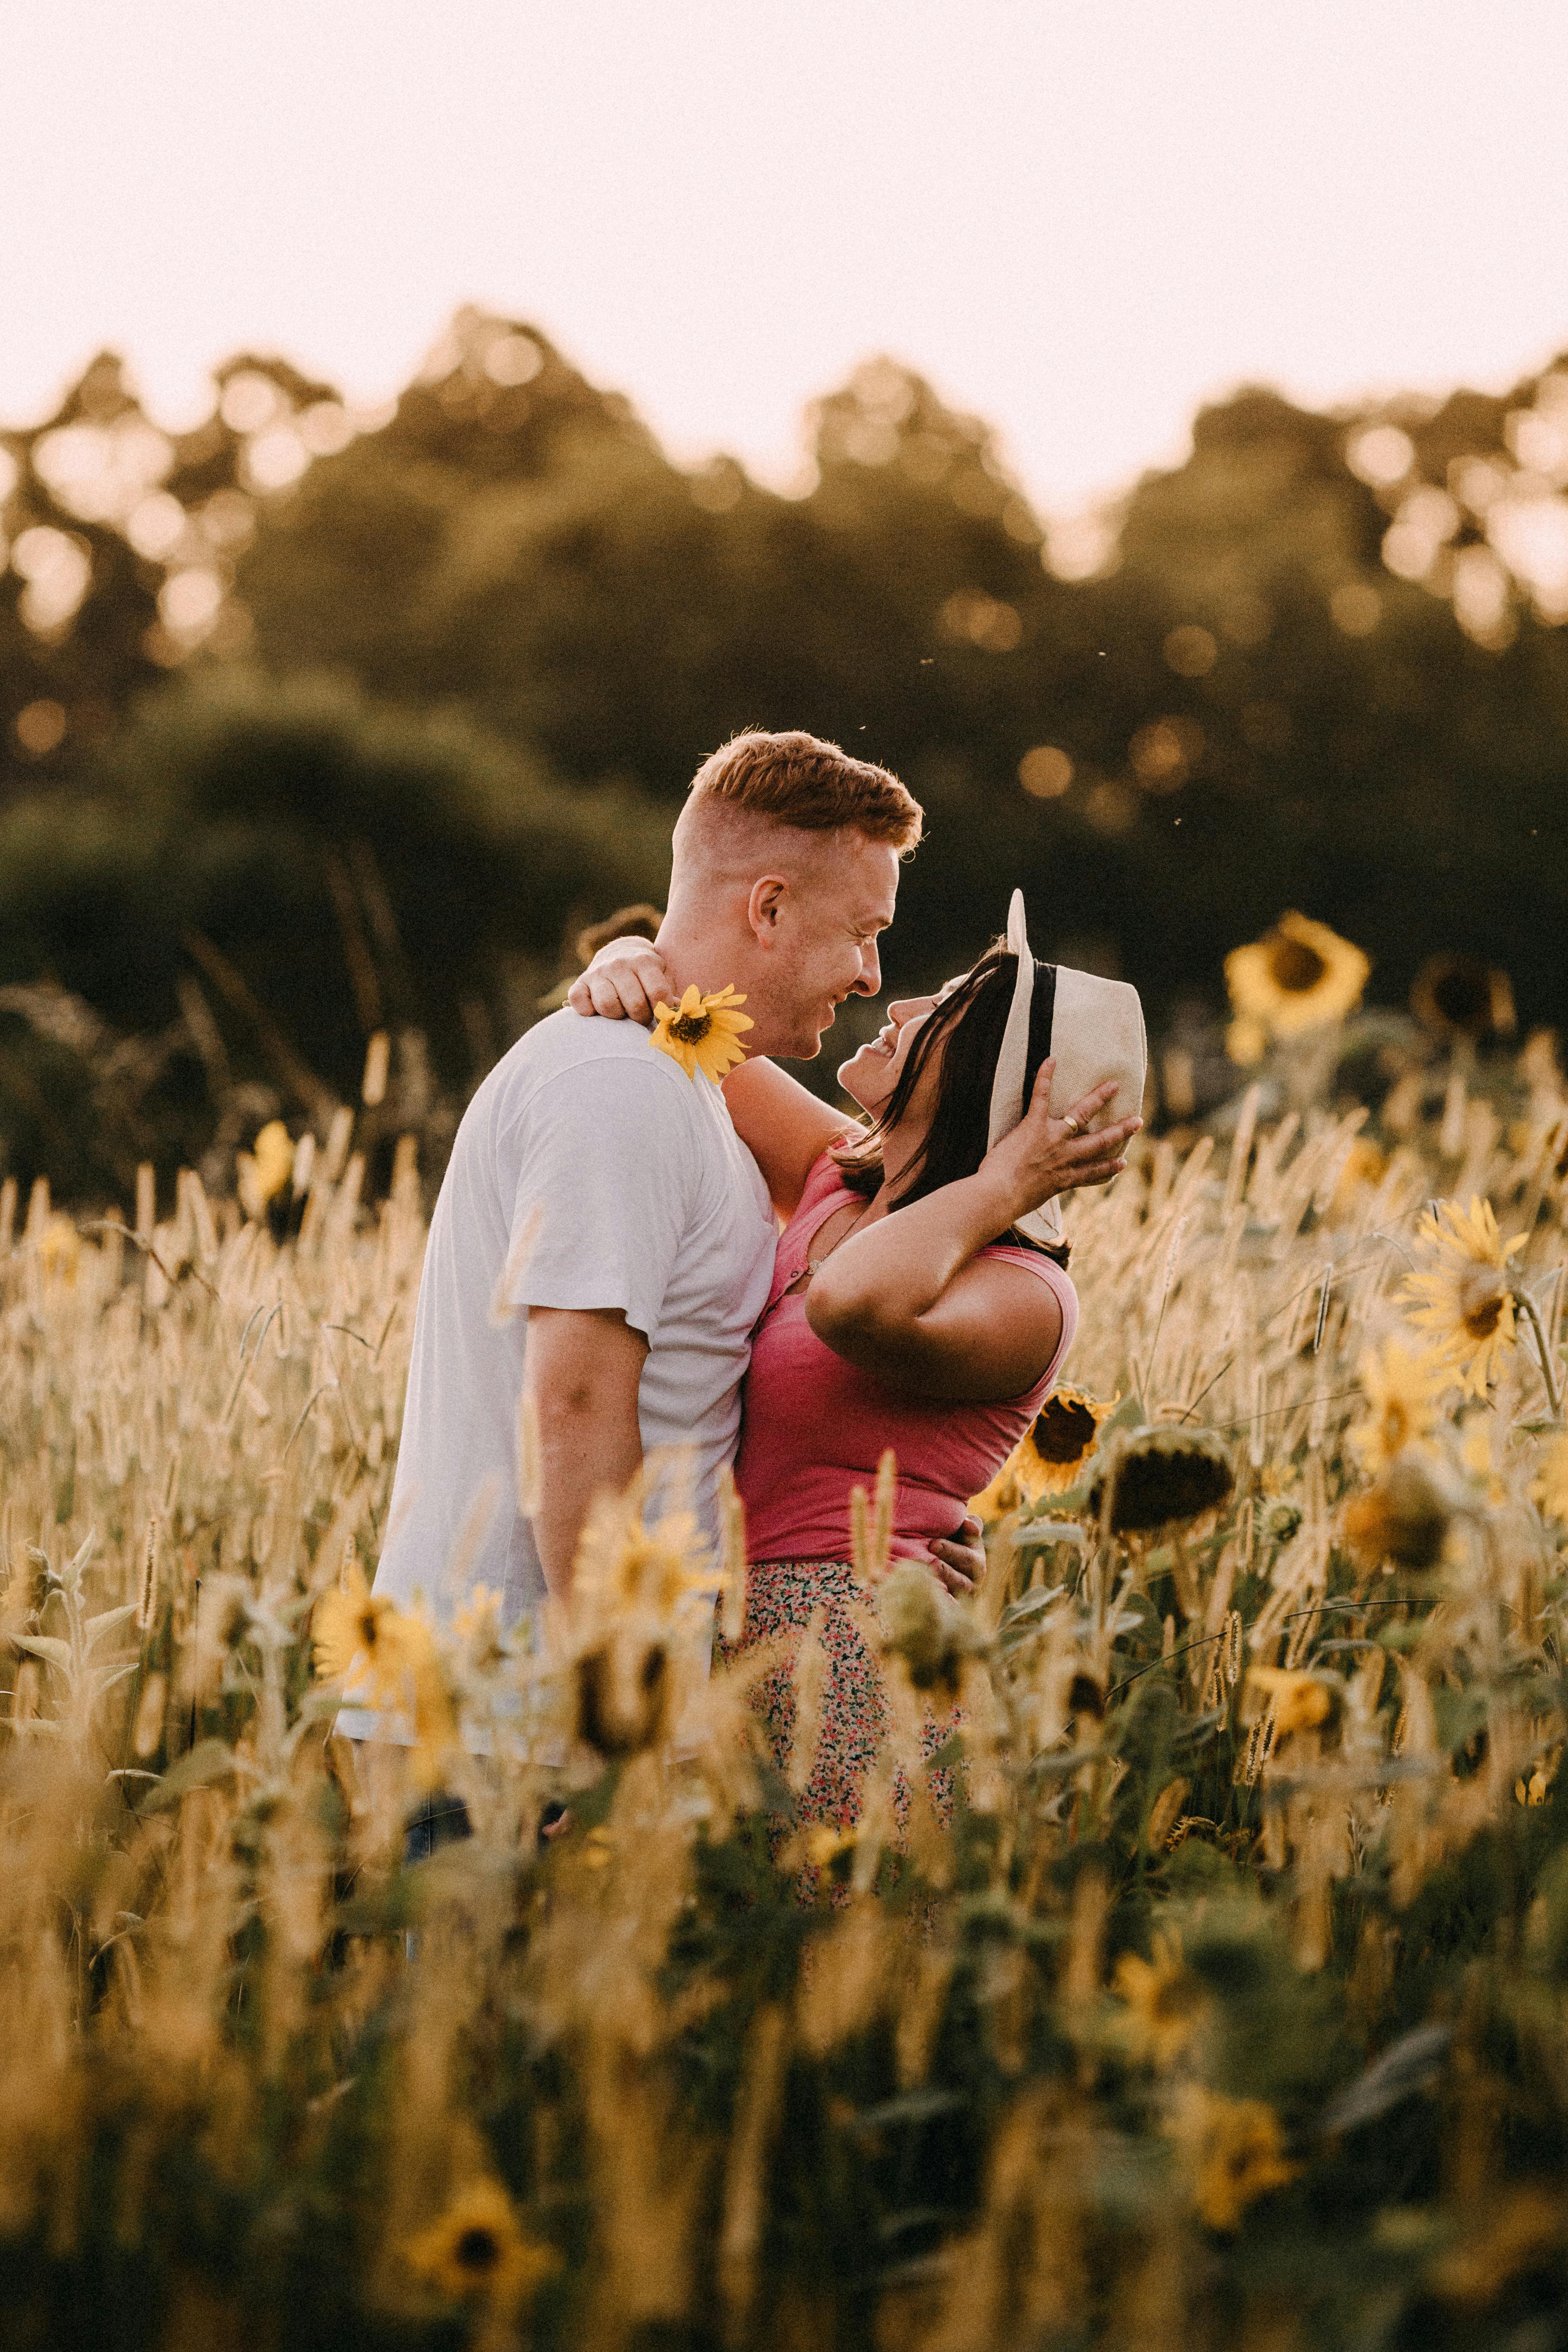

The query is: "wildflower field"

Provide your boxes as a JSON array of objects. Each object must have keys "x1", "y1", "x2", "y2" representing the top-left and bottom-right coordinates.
[{"x1": 9, "y1": 961, "x2": 1568, "y2": 2352}]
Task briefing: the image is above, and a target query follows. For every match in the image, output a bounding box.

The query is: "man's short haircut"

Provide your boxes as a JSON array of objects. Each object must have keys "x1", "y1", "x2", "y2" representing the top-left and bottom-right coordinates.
[{"x1": 688, "y1": 730, "x2": 923, "y2": 851}]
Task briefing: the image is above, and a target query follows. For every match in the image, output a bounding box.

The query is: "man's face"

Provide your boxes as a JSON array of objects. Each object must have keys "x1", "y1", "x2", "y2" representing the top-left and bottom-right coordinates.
[{"x1": 763, "y1": 831, "x2": 901, "y2": 1058}]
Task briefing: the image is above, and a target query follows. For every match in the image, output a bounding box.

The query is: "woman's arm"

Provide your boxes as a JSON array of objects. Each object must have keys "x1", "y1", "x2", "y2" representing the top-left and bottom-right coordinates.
[
  {"x1": 719, "y1": 1058, "x2": 858, "y2": 1219},
  {"x1": 806, "y1": 1060, "x2": 1139, "y2": 1401},
  {"x1": 566, "y1": 931, "x2": 853, "y2": 1216}
]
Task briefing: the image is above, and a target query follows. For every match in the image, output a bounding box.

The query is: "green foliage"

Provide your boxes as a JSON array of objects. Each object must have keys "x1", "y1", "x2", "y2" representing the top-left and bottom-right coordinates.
[{"x1": 6, "y1": 310, "x2": 1568, "y2": 1202}]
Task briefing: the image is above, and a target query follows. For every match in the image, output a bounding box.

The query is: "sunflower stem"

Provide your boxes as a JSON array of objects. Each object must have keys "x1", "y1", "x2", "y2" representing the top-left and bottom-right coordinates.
[{"x1": 1515, "y1": 1288, "x2": 1562, "y2": 1421}]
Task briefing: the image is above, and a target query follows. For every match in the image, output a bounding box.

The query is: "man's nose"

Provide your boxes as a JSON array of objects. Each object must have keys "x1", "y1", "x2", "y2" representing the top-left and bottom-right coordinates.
[{"x1": 854, "y1": 940, "x2": 882, "y2": 997}]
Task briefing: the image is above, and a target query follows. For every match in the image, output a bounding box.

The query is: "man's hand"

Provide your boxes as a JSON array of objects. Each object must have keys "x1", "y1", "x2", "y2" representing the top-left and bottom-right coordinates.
[
  {"x1": 525, "y1": 1307, "x2": 647, "y2": 1597},
  {"x1": 567, "y1": 934, "x2": 673, "y2": 1025},
  {"x1": 928, "y1": 1513, "x2": 987, "y2": 1597}
]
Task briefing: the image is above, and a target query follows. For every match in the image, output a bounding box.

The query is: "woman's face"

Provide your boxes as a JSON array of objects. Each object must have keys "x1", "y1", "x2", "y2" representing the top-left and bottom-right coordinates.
[{"x1": 837, "y1": 976, "x2": 964, "y2": 1118}]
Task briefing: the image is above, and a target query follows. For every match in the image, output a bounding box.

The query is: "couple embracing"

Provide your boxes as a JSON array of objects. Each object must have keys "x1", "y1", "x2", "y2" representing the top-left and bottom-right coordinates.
[{"x1": 357, "y1": 729, "x2": 1144, "y2": 1832}]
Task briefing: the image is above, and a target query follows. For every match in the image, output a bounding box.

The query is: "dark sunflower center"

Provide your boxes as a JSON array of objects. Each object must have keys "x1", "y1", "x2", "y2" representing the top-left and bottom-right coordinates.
[
  {"x1": 454, "y1": 2227, "x2": 501, "y2": 2274},
  {"x1": 1430, "y1": 962, "x2": 1491, "y2": 1029},
  {"x1": 669, "y1": 1013, "x2": 712, "y2": 1044},
  {"x1": 1464, "y1": 1293, "x2": 1504, "y2": 1341},
  {"x1": 1031, "y1": 1397, "x2": 1098, "y2": 1464},
  {"x1": 1268, "y1": 937, "x2": 1327, "y2": 992}
]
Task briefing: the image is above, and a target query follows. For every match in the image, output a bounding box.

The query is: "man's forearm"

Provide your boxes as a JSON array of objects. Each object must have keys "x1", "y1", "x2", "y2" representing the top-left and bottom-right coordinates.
[{"x1": 530, "y1": 1395, "x2": 643, "y2": 1597}]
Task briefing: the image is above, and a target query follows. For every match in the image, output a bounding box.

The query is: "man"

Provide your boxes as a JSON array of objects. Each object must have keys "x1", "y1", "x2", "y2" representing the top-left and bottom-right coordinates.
[{"x1": 352, "y1": 731, "x2": 934, "y2": 1682}]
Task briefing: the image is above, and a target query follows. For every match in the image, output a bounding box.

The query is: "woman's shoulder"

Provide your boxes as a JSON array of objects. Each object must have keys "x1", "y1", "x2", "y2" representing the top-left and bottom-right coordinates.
[{"x1": 980, "y1": 1241, "x2": 1078, "y2": 1308}]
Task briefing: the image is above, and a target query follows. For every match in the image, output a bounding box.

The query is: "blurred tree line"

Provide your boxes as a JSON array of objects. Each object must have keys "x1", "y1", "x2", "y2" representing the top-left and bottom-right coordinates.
[{"x1": 3, "y1": 306, "x2": 1568, "y2": 1200}]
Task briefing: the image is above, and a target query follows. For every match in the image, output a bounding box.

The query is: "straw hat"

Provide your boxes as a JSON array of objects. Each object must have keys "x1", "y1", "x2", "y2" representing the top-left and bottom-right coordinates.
[{"x1": 986, "y1": 889, "x2": 1147, "y2": 1243}]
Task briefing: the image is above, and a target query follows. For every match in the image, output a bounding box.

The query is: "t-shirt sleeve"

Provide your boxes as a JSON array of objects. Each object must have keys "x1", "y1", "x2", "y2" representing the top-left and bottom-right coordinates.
[{"x1": 501, "y1": 1059, "x2": 697, "y2": 1343}]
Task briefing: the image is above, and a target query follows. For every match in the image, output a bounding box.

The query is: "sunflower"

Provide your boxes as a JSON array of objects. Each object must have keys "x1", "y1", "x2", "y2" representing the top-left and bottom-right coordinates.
[
  {"x1": 402, "y1": 2177, "x2": 559, "y2": 2310},
  {"x1": 1009, "y1": 1384, "x2": 1119, "y2": 1503},
  {"x1": 1085, "y1": 1425, "x2": 1234, "y2": 1535},
  {"x1": 1410, "y1": 952, "x2": 1516, "y2": 1042},
  {"x1": 237, "y1": 1118, "x2": 295, "y2": 1220},
  {"x1": 1347, "y1": 1335, "x2": 1446, "y2": 1473},
  {"x1": 1167, "y1": 2088, "x2": 1299, "y2": 2232},
  {"x1": 313, "y1": 1560, "x2": 434, "y2": 1702},
  {"x1": 1224, "y1": 912, "x2": 1370, "y2": 1041},
  {"x1": 1342, "y1": 1452, "x2": 1453, "y2": 1571},
  {"x1": 1330, "y1": 1135, "x2": 1388, "y2": 1218},
  {"x1": 650, "y1": 983, "x2": 753, "y2": 1082},
  {"x1": 572, "y1": 1630, "x2": 671, "y2": 1758},
  {"x1": 1243, "y1": 1665, "x2": 1334, "y2": 1736},
  {"x1": 1113, "y1": 1931, "x2": 1209, "y2": 2067},
  {"x1": 1403, "y1": 1195, "x2": 1526, "y2": 1397}
]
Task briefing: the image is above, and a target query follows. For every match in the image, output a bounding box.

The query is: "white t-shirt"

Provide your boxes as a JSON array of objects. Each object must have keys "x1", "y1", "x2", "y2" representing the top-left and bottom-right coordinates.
[{"x1": 358, "y1": 1010, "x2": 776, "y2": 1638}]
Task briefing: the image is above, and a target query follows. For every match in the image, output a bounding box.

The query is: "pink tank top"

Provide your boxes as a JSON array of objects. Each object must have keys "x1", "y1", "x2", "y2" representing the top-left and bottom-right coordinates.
[{"x1": 734, "y1": 1148, "x2": 1078, "y2": 1565}]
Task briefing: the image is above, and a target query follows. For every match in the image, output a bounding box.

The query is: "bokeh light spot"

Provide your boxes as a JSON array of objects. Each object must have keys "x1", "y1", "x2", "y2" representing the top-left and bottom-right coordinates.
[
  {"x1": 159, "y1": 568, "x2": 225, "y2": 635},
  {"x1": 1330, "y1": 581, "x2": 1382, "y2": 636},
  {"x1": 939, "y1": 589, "x2": 1022, "y2": 652},
  {"x1": 1019, "y1": 745, "x2": 1073, "y2": 798},
  {"x1": 12, "y1": 526, "x2": 92, "y2": 633},
  {"x1": 1084, "y1": 779, "x2": 1137, "y2": 834},
  {"x1": 482, "y1": 334, "x2": 542, "y2": 389},
  {"x1": 220, "y1": 373, "x2": 284, "y2": 435},
  {"x1": 1346, "y1": 424, "x2": 1415, "y2": 487},
  {"x1": 13, "y1": 699, "x2": 67, "y2": 756},
  {"x1": 1130, "y1": 716, "x2": 1202, "y2": 790},
  {"x1": 243, "y1": 428, "x2": 309, "y2": 492},
  {"x1": 1163, "y1": 624, "x2": 1216, "y2": 677},
  {"x1": 126, "y1": 492, "x2": 187, "y2": 560},
  {"x1": 298, "y1": 402, "x2": 355, "y2": 456}
]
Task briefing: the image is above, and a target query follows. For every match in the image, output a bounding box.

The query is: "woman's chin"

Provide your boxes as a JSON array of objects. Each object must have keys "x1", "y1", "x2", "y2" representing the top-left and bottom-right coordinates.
[{"x1": 837, "y1": 1054, "x2": 883, "y2": 1113}]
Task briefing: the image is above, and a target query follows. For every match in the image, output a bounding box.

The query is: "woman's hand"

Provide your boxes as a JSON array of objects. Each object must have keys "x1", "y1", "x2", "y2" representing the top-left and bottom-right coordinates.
[
  {"x1": 928, "y1": 1513, "x2": 986, "y2": 1597},
  {"x1": 567, "y1": 934, "x2": 671, "y2": 1025},
  {"x1": 977, "y1": 1057, "x2": 1141, "y2": 1226}
]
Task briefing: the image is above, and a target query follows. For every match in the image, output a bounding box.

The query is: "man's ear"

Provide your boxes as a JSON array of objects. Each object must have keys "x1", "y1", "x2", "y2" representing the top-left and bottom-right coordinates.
[{"x1": 746, "y1": 875, "x2": 789, "y2": 944}]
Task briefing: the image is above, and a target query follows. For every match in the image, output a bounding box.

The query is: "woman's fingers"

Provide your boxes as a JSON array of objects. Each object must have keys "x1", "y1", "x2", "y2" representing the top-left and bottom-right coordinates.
[
  {"x1": 568, "y1": 943, "x2": 668, "y2": 1023},
  {"x1": 1057, "y1": 1077, "x2": 1121, "y2": 1131}
]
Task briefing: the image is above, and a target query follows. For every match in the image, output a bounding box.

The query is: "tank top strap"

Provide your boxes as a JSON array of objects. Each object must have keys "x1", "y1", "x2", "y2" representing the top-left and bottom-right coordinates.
[{"x1": 766, "y1": 1145, "x2": 862, "y2": 1307}]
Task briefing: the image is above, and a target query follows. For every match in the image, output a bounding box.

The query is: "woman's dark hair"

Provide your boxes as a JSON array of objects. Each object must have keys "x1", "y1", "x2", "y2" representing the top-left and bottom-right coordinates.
[{"x1": 833, "y1": 941, "x2": 1069, "y2": 1265}]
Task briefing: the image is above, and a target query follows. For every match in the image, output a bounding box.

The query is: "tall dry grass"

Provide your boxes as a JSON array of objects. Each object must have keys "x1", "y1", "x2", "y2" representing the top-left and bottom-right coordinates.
[{"x1": 4, "y1": 1034, "x2": 1568, "y2": 2350}]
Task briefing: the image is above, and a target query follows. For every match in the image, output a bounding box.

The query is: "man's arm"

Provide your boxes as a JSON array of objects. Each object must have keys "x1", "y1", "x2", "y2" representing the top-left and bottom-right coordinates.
[{"x1": 525, "y1": 1307, "x2": 647, "y2": 1599}]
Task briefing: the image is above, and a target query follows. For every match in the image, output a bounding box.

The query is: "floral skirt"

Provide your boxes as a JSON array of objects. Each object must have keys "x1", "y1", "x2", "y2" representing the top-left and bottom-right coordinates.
[{"x1": 717, "y1": 1557, "x2": 960, "y2": 1833}]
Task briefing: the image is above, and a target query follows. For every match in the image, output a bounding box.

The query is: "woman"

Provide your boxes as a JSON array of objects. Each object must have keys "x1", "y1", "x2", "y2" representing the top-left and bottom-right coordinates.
[{"x1": 576, "y1": 894, "x2": 1145, "y2": 1829}]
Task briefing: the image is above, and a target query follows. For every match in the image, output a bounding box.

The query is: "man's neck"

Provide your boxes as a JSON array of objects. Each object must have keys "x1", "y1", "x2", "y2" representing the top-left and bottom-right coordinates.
[{"x1": 655, "y1": 917, "x2": 781, "y2": 1055}]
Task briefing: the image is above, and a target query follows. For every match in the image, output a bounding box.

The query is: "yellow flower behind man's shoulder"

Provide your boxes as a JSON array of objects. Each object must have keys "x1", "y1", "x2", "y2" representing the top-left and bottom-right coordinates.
[{"x1": 650, "y1": 983, "x2": 753, "y2": 1083}]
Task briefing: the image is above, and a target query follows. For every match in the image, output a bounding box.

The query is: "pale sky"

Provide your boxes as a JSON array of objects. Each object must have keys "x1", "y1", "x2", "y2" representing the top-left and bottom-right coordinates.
[{"x1": 3, "y1": 0, "x2": 1566, "y2": 514}]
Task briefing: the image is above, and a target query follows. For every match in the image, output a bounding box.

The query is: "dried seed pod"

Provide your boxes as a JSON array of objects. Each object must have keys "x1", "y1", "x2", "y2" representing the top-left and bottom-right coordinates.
[{"x1": 1087, "y1": 1426, "x2": 1235, "y2": 1535}]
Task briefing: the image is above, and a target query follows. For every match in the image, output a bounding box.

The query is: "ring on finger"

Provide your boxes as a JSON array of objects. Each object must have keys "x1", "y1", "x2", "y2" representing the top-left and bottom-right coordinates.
[{"x1": 1061, "y1": 1115, "x2": 1080, "y2": 1136}]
